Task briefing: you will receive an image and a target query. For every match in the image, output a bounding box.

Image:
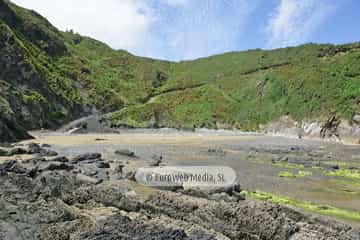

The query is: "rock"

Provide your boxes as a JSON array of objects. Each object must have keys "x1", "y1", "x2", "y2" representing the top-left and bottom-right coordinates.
[
  {"x1": 23, "y1": 157, "x2": 46, "y2": 164},
  {"x1": 233, "y1": 191, "x2": 246, "y2": 201},
  {"x1": 208, "y1": 183, "x2": 243, "y2": 197},
  {"x1": 322, "y1": 164, "x2": 340, "y2": 170},
  {"x1": 42, "y1": 162, "x2": 74, "y2": 172},
  {"x1": 209, "y1": 192, "x2": 235, "y2": 202},
  {"x1": 71, "y1": 153, "x2": 102, "y2": 163},
  {"x1": 0, "y1": 160, "x2": 27, "y2": 175},
  {"x1": 41, "y1": 143, "x2": 51, "y2": 148},
  {"x1": 125, "y1": 171, "x2": 137, "y2": 181},
  {"x1": 48, "y1": 156, "x2": 69, "y2": 163},
  {"x1": 95, "y1": 138, "x2": 107, "y2": 141},
  {"x1": 27, "y1": 143, "x2": 42, "y2": 154},
  {"x1": 7, "y1": 147, "x2": 27, "y2": 156},
  {"x1": 320, "y1": 116, "x2": 341, "y2": 140},
  {"x1": 207, "y1": 148, "x2": 226, "y2": 156},
  {"x1": 0, "y1": 156, "x2": 358, "y2": 239},
  {"x1": 115, "y1": 149, "x2": 136, "y2": 158},
  {"x1": 233, "y1": 183, "x2": 242, "y2": 193},
  {"x1": 76, "y1": 174, "x2": 102, "y2": 185},
  {"x1": 0, "y1": 148, "x2": 8, "y2": 156},
  {"x1": 149, "y1": 159, "x2": 162, "y2": 167},
  {"x1": 40, "y1": 149, "x2": 58, "y2": 157},
  {"x1": 115, "y1": 164, "x2": 125, "y2": 173},
  {"x1": 353, "y1": 114, "x2": 360, "y2": 124},
  {"x1": 181, "y1": 183, "x2": 244, "y2": 202},
  {"x1": 26, "y1": 167, "x2": 38, "y2": 178},
  {"x1": 96, "y1": 162, "x2": 110, "y2": 169},
  {"x1": 151, "y1": 154, "x2": 163, "y2": 161},
  {"x1": 0, "y1": 160, "x2": 16, "y2": 175}
]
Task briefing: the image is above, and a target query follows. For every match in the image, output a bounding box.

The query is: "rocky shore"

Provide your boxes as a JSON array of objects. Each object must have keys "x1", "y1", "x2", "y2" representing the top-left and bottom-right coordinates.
[
  {"x1": 0, "y1": 142, "x2": 359, "y2": 240},
  {"x1": 263, "y1": 115, "x2": 360, "y2": 144}
]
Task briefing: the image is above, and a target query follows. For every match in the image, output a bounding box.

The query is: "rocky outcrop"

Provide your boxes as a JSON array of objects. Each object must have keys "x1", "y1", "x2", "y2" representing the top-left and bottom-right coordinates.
[
  {"x1": 263, "y1": 115, "x2": 360, "y2": 144},
  {"x1": 0, "y1": 2, "x2": 89, "y2": 142},
  {"x1": 0, "y1": 143, "x2": 359, "y2": 239}
]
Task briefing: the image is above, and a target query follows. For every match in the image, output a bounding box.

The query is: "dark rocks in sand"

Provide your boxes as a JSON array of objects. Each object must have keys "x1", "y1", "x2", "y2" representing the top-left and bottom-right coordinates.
[
  {"x1": 96, "y1": 161, "x2": 111, "y2": 169},
  {"x1": 0, "y1": 160, "x2": 16, "y2": 175},
  {"x1": 39, "y1": 149, "x2": 58, "y2": 157},
  {"x1": 125, "y1": 171, "x2": 137, "y2": 181},
  {"x1": 75, "y1": 173, "x2": 103, "y2": 185},
  {"x1": 48, "y1": 156, "x2": 69, "y2": 163},
  {"x1": 71, "y1": 153, "x2": 102, "y2": 163},
  {"x1": 41, "y1": 143, "x2": 51, "y2": 148},
  {"x1": 23, "y1": 157, "x2": 46, "y2": 164},
  {"x1": 0, "y1": 148, "x2": 8, "y2": 156},
  {"x1": 149, "y1": 159, "x2": 162, "y2": 167},
  {"x1": 151, "y1": 154, "x2": 163, "y2": 161},
  {"x1": 0, "y1": 157, "x2": 359, "y2": 239},
  {"x1": 181, "y1": 183, "x2": 244, "y2": 202},
  {"x1": 322, "y1": 164, "x2": 340, "y2": 170},
  {"x1": 41, "y1": 162, "x2": 74, "y2": 172},
  {"x1": 272, "y1": 155, "x2": 316, "y2": 168},
  {"x1": 207, "y1": 148, "x2": 226, "y2": 156},
  {"x1": 115, "y1": 149, "x2": 136, "y2": 158},
  {"x1": 7, "y1": 147, "x2": 27, "y2": 156},
  {"x1": 0, "y1": 144, "x2": 59, "y2": 157},
  {"x1": 27, "y1": 143, "x2": 42, "y2": 154},
  {"x1": 95, "y1": 138, "x2": 107, "y2": 141},
  {"x1": 182, "y1": 188, "x2": 244, "y2": 202},
  {"x1": 115, "y1": 164, "x2": 125, "y2": 173},
  {"x1": 0, "y1": 160, "x2": 28, "y2": 175}
]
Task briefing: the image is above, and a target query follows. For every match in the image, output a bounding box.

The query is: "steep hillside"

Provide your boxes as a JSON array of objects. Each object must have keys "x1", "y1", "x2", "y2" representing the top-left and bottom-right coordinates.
[
  {"x1": 0, "y1": 0, "x2": 359, "y2": 142},
  {"x1": 0, "y1": 0, "x2": 169, "y2": 141},
  {"x1": 109, "y1": 44, "x2": 360, "y2": 131}
]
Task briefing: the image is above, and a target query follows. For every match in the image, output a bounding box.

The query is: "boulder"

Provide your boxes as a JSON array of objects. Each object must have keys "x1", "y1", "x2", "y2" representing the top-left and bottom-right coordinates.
[
  {"x1": 0, "y1": 160, "x2": 16, "y2": 175},
  {"x1": 353, "y1": 114, "x2": 360, "y2": 124},
  {"x1": 0, "y1": 160, "x2": 27, "y2": 175},
  {"x1": 0, "y1": 148, "x2": 8, "y2": 156},
  {"x1": 26, "y1": 143, "x2": 42, "y2": 154},
  {"x1": 42, "y1": 162, "x2": 74, "y2": 172},
  {"x1": 48, "y1": 156, "x2": 69, "y2": 163},
  {"x1": 7, "y1": 147, "x2": 27, "y2": 156},
  {"x1": 149, "y1": 159, "x2": 162, "y2": 167},
  {"x1": 71, "y1": 153, "x2": 102, "y2": 163},
  {"x1": 151, "y1": 154, "x2": 163, "y2": 161},
  {"x1": 75, "y1": 174, "x2": 102, "y2": 185},
  {"x1": 115, "y1": 149, "x2": 136, "y2": 158},
  {"x1": 40, "y1": 149, "x2": 58, "y2": 157},
  {"x1": 96, "y1": 161, "x2": 110, "y2": 169}
]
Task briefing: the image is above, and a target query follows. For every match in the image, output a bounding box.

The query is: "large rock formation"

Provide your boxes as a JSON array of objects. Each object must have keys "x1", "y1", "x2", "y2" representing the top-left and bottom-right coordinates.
[{"x1": 0, "y1": 144, "x2": 359, "y2": 239}]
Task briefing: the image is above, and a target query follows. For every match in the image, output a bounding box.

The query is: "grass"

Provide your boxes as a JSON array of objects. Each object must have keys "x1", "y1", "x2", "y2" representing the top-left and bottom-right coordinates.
[
  {"x1": 278, "y1": 170, "x2": 312, "y2": 178},
  {"x1": 273, "y1": 162, "x2": 305, "y2": 169},
  {"x1": 297, "y1": 170, "x2": 313, "y2": 177},
  {"x1": 244, "y1": 190, "x2": 360, "y2": 222},
  {"x1": 278, "y1": 171, "x2": 296, "y2": 178},
  {"x1": 325, "y1": 169, "x2": 360, "y2": 180}
]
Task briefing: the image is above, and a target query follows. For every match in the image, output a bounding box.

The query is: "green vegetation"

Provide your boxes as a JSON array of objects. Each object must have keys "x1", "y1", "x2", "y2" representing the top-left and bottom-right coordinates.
[
  {"x1": 297, "y1": 170, "x2": 313, "y2": 177},
  {"x1": 325, "y1": 169, "x2": 360, "y2": 180},
  {"x1": 273, "y1": 162, "x2": 305, "y2": 169},
  {"x1": 278, "y1": 170, "x2": 312, "y2": 178},
  {"x1": 245, "y1": 190, "x2": 360, "y2": 222},
  {"x1": 278, "y1": 171, "x2": 296, "y2": 178},
  {"x1": 0, "y1": 0, "x2": 360, "y2": 141},
  {"x1": 109, "y1": 42, "x2": 360, "y2": 129}
]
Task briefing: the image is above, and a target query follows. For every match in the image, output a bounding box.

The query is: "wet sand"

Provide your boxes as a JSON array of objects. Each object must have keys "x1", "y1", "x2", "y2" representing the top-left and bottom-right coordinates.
[{"x1": 21, "y1": 130, "x2": 360, "y2": 225}]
